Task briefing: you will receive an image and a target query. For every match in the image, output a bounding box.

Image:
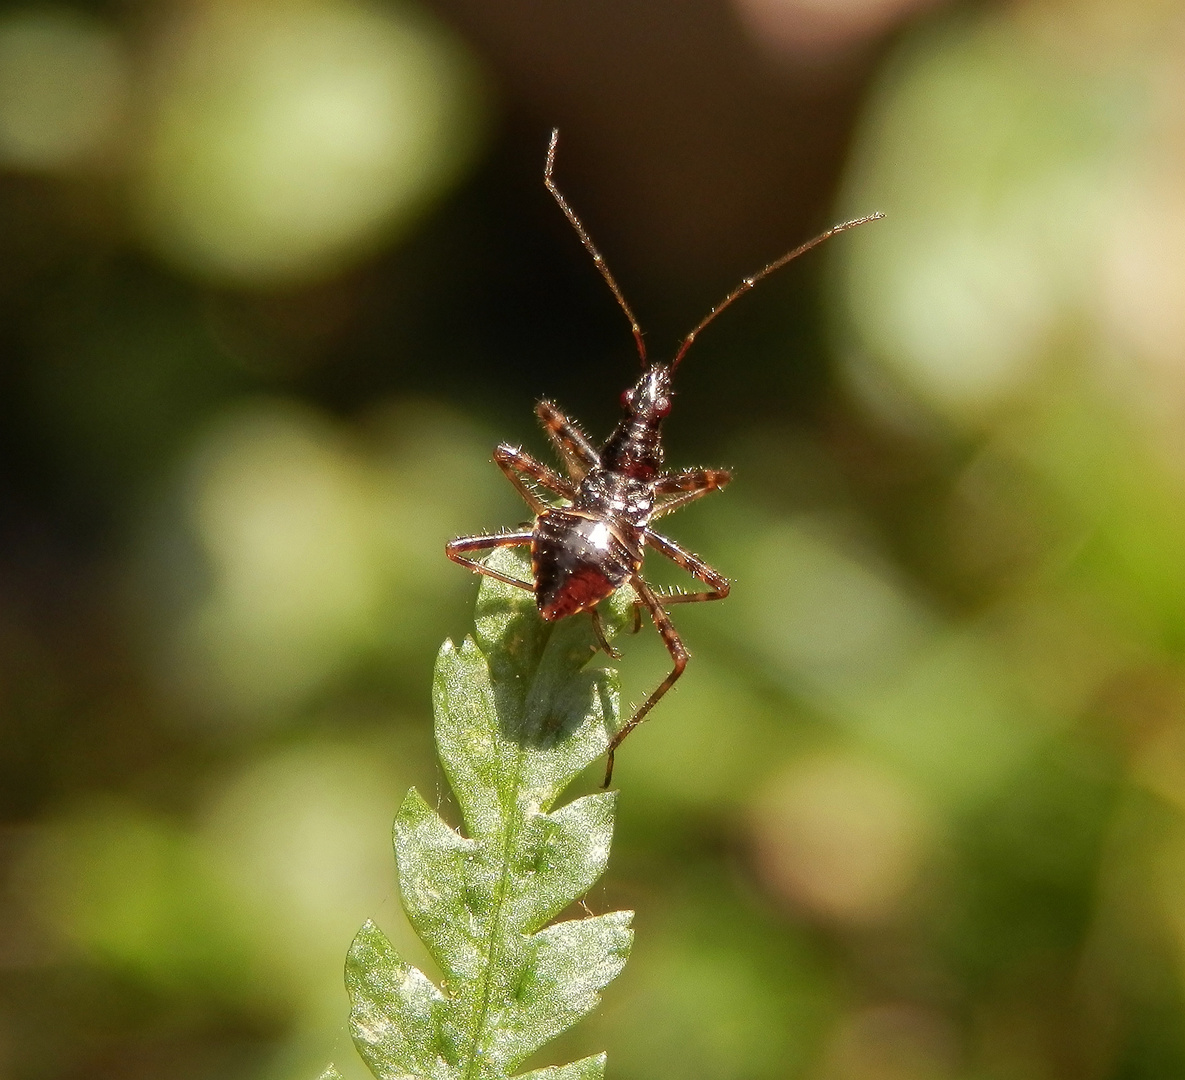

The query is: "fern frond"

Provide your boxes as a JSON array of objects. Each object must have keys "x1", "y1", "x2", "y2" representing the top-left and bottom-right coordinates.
[{"x1": 332, "y1": 547, "x2": 634, "y2": 1080}]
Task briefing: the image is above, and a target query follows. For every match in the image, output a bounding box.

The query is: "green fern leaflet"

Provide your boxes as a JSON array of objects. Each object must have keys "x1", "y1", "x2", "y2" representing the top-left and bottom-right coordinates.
[{"x1": 342, "y1": 548, "x2": 634, "y2": 1080}]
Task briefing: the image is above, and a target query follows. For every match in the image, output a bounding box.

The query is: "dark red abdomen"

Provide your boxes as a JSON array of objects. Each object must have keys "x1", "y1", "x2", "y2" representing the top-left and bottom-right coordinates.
[{"x1": 532, "y1": 510, "x2": 640, "y2": 620}]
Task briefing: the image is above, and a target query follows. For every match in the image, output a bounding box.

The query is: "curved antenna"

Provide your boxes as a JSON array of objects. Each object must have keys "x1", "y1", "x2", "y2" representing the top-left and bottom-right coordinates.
[
  {"x1": 544, "y1": 128, "x2": 647, "y2": 365},
  {"x1": 671, "y1": 211, "x2": 884, "y2": 371}
]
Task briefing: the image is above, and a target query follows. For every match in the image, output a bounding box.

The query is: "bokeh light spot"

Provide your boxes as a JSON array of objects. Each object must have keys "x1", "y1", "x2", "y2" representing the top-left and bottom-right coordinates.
[
  {"x1": 837, "y1": 12, "x2": 1114, "y2": 419},
  {"x1": 170, "y1": 400, "x2": 383, "y2": 725},
  {"x1": 734, "y1": 0, "x2": 943, "y2": 59},
  {"x1": 0, "y1": 7, "x2": 128, "y2": 169},
  {"x1": 749, "y1": 753, "x2": 932, "y2": 925},
  {"x1": 134, "y1": 0, "x2": 486, "y2": 286},
  {"x1": 199, "y1": 739, "x2": 419, "y2": 1014},
  {"x1": 729, "y1": 519, "x2": 933, "y2": 698},
  {"x1": 819, "y1": 1003, "x2": 959, "y2": 1080}
]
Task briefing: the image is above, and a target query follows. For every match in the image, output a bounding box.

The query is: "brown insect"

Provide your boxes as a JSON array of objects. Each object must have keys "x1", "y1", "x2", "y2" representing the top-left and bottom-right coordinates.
[{"x1": 447, "y1": 129, "x2": 881, "y2": 786}]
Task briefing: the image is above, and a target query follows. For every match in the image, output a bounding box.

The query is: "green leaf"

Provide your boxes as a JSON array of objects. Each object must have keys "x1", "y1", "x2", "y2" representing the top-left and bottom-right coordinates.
[
  {"x1": 517, "y1": 1056, "x2": 606, "y2": 1080},
  {"x1": 346, "y1": 548, "x2": 635, "y2": 1080}
]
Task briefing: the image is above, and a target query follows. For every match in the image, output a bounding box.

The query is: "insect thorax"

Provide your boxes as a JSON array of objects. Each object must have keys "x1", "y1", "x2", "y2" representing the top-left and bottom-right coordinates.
[{"x1": 575, "y1": 468, "x2": 654, "y2": 529}]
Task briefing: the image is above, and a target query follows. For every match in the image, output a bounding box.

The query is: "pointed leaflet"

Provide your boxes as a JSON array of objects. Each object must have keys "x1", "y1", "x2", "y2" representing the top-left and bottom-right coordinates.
[
  {"x1": 348, "y1": 920, "x2": 452, "y2": 1080},
  {"x1": 344, "y1": 548, "x2": 634, "y2": 1080},
  {"x1": 517, "y1": 1058, "x2": 606, "y2": 1080}
]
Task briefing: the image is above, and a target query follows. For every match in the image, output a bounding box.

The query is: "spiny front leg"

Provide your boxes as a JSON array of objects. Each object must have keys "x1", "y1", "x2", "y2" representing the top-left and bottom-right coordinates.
[
  {"x1": 493, "y1": 444, "x2": 576, "y2": 513},
  {"x1": 535, "y1": 400, "x2": 600, "y2": 482},
  {"x1": 603, "y1": 576, "x2": 688, "y2": 788},
  {"x1": 651, "y1": 468, "x2": 731, "y2": 519},
  {"x1": 445, "y1": 530, "x2": 535, "y2": 590},
  {"x1": 644, "y1": 530, "x2": 731, "y2": 604}
]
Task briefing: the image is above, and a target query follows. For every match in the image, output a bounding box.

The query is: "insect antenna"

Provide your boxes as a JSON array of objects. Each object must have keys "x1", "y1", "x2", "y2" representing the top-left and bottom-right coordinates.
[
  {"x1": 671, "y1": 211, "x2": 884, "y2": 371},
  {"x1": 545, "y1": 128, "x2": 647, "y2": 365}
]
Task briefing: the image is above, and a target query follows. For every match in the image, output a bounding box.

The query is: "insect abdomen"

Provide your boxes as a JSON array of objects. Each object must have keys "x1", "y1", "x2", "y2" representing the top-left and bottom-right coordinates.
[{"x1": 532, "y1": 510, "x2": 638, "y2": 620}]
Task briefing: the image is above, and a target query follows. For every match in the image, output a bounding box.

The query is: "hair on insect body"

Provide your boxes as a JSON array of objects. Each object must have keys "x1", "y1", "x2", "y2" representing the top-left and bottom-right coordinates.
[{"x1": 447, "y1": 128, "x2": 882, "y2": 787}]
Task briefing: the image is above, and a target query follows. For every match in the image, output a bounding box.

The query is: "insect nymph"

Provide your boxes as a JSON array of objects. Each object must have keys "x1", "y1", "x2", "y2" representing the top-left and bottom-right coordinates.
[{"x1": 448, "y1": 129, "x2": 881, "y2": 786}]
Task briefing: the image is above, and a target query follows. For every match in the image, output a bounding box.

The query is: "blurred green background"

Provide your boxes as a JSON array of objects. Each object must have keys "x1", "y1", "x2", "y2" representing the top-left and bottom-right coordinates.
[{"x1": 2, "y1": 0, "x2": 1185, "y2": 1077}]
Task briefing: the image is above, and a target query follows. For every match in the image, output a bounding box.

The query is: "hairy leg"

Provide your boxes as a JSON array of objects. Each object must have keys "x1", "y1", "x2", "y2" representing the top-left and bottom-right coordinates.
[
  {"x1": 603, "y1": 576, "x2": 688, "y2": 787},
  {"x1": 651, "y1": 468, "x2": 731, "y2": 519},
  {"x1": 493, "y1": 444, "x2": 575, "y2": 512},
  {"x1": 643, "y1": 530, "x2": 730, "y2": 604},
  {"x1": 445, "y1": 531, "x2": 535, "y2": 590},
  {"x1": 535, "y1": 400, "x2": 600, "y2": 482}
]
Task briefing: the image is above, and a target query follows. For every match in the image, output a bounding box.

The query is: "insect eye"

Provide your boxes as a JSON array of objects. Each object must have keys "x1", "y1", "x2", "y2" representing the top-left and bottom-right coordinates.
[
  {"x1": 655, "y1": 398, "x2": 671, "y2": 417},
  {"x1": 620, "y1": 389, "x2": 634, "y2": 409}
]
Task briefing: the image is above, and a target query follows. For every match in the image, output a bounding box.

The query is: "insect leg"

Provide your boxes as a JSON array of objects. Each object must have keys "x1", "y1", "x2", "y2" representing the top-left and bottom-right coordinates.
[
  {"x1": 493, "y1": 444, "x2": 576, "y2": 513},
  {"x1": 643, "y1": 530, "x2": 731, "y2": 604},
  {"x1": 589, "y1": 607, "x2": 622, "y2": 659},
  {"x1": 535, "y1": 400, "x2": 600, "y2": 481},
  {"x1": 603, "y1": 576, "x2": 688, "y2": 787},
  {"x1": 652, "y1": 468, "x2": 732, "y2": 520},
  {"x1": 445, "y1": 531, "x2": 535, "y2": 590}
]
